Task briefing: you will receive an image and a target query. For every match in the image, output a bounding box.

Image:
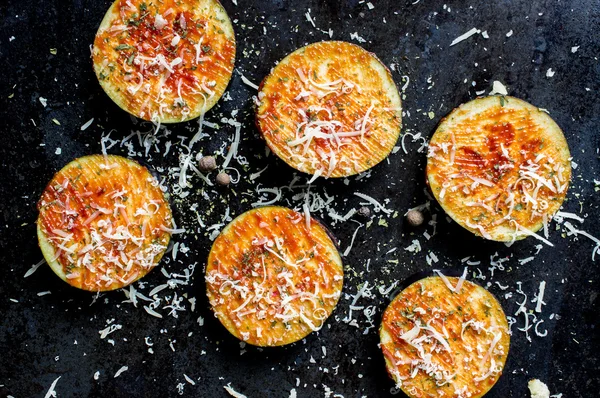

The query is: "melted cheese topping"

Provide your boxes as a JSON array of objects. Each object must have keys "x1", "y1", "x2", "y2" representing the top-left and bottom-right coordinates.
[
  {"x1": 205, "y1": 206, "x2": 344, "y2": 346},
  {"x1": 92, "y1": 0, "x2": 235, "y2": 123},
  {"x1": 380, "y1": 277, "x2": 510, "y2": 398},
  {"x1": 37, "y1": 155, "x2": 172, "y2": 291},
  {"x1": 256, "y1": 41, "x2": 402, "y2": 178},
  {"x1": 427, "y1": 96, "x2": 571, "y2": 241}
]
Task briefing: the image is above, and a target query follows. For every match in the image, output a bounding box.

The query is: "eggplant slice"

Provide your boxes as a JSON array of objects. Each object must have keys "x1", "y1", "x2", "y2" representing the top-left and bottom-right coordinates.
[
  {"x1": 205, "y1": 206, "x2": 344, "y2": 346},
  {"x1": 256, "y1": 40, "x2": 402, "y2": 178},
  {"x1": 37, "y1": 154, "x2": 173, "y2": 291},
  {"x1": 427, "y1": 96, "x2": 571, "y2": 242}
]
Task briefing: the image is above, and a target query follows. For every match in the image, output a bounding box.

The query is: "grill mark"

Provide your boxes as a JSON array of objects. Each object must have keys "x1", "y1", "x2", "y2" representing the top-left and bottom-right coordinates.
[
  {"x1": 487, "y1": 122, "x2": 515, "y2": 152},
  {"x1": 455, "y1": 147, "x2": 486, "y2": 169}
]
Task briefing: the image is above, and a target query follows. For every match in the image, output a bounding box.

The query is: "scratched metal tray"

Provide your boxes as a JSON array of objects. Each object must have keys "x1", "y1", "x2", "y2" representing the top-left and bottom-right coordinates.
[{"x1": 1, "y1": 0, "x2": 599, "y2": 397}]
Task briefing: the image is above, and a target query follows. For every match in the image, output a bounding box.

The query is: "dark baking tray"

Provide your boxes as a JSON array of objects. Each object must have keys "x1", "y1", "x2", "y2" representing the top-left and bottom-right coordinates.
[{"x1": 1, "y1": 0, "x2": 599, "y2": 396}]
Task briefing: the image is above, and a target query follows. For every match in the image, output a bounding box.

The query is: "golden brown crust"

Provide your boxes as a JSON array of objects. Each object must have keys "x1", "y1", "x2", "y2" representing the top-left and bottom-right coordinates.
[
  {"x1": 92, "y1": 0, "x2": 235, "y2": 123},
  {"x1": 256, "y1": 40, "x2": 402, "y2": 178},
  {"x1": 380, "y1": 276, "x2": 510, "y2": 398},
  {"x1": 205, "y1": 206, "x2": 344, "y2": 346},
  {"x1": 37, "y1": 155, "x2": 172, "y2": 291},
  {"x1": 426, "y1": 96, "x2": 571, "y2": 241}
]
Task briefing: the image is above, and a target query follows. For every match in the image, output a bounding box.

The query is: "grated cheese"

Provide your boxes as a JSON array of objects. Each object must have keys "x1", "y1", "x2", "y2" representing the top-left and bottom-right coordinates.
[
  {"x1": 433, "y1": 267, "x2": 468, "y2": 293},
  {"x1": 343, "y1": 223, "x2": 363, "y2": 257},
  {"x1": 222, "y1": 118, "x2": 242, "y2": 169},
  {"x1": 534, "y1": 281, "x2": 546, "y2": 313},
  {"x1": 354, "y1": 192, "x2": 393, "y2": 215},
  {"x1": 224, "y1": 383, "x2": 247, "y2": 398},
  {"x1": 114, "y1": 366, "x2": 128, "y2": 378},
  {"x1": 99, "y1": 324, "x2": 122, "y2": 339},
  {"x1": 44, "y1": 376, "x2": 61, "y2": 398},
  {"x1": 239, "y1": 72, "x2": 259, "y2": 90},
  {"x1": 449, "y1": 27, "x2": 481, "y2": 46},
  {"x1": 511, "y1": 221, "x2": 554, "y2": 246},
  {"x1": 400, "y1": 131, "x2": 428, "y2": 154},
  {"x1": 144, "y1": 305, "x2": 163, "y2": 318},
  {"x1": 305, "y1": 9, "x2": 316, "y2": 27},
  {"x1": 80, "y1": 118, "x2": 94, "y2": 131},
  {"x1": 24, "y1": 258, "x2": 46, "y2": 278},
  {"x1": 562, "y1": 221, "x2": 600, "y2": 260}
]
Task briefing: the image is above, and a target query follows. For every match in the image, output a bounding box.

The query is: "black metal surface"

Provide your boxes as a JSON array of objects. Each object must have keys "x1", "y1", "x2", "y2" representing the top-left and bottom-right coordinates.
[{"x1": 1, "y1": 0, "x2": 599, "y2": 397}]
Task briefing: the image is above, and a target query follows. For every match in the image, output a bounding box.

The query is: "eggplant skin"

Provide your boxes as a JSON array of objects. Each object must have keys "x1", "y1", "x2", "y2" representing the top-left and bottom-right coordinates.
[
  {"x1": 256, "y1": 40, "x2": 402, "y2": 178},
  {"x1": 426, "y1": 96, "x2": 571, "y2": 242},
  {"x1": 92, "y1": 0, "x2": 235, "y2": 123},
  {"x1": 380, "y1": 276, "x2": 510, "y2": 398},
  {"x1": 37, "y1": 154, "x2": 172, "y2": 292},
  {"x1": 206, "y1": 206, "x2": 344, "y2": 347}
]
